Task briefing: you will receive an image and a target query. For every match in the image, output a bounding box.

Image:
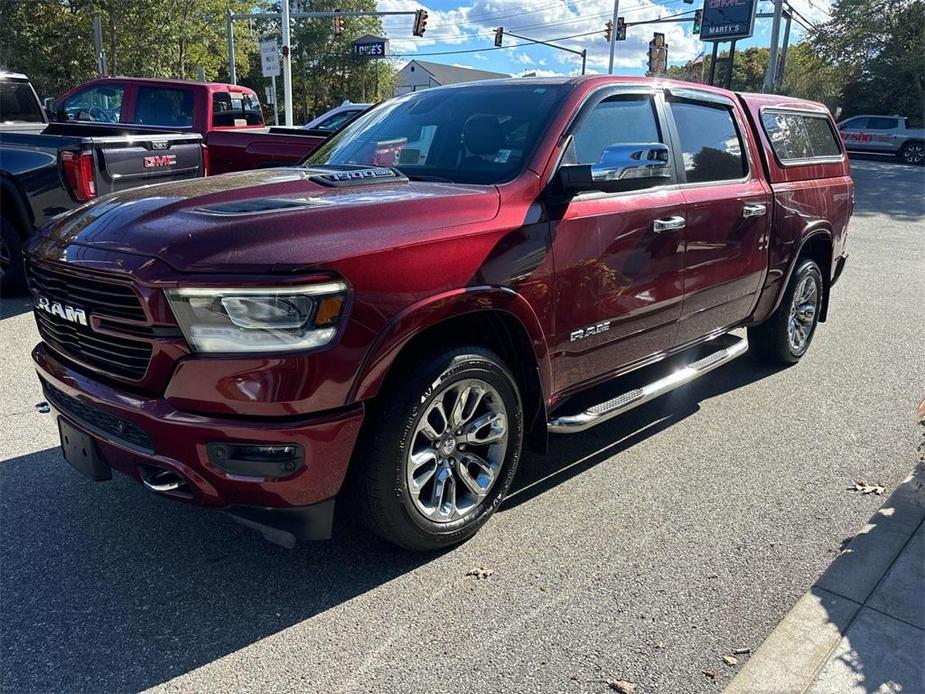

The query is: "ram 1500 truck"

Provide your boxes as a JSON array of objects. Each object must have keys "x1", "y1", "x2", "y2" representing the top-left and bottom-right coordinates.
[
  {"x1": 1, "y1": 72, "x2": 204, "y2": 294},
  {"x1": 54, "y1": 77, "x2": 333, "y2": 175},
  {"x1": 26, "y1": 77, "x2": 852, "y2": 550}
]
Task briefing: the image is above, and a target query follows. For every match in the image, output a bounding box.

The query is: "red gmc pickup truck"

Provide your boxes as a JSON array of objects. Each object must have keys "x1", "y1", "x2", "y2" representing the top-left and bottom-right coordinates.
[
  {"x1": 26, "y1": 77, "x2": 852, "y2": 551},
  {"x1": 54, "y1": 77, "x2": 328, "y2": 175}
]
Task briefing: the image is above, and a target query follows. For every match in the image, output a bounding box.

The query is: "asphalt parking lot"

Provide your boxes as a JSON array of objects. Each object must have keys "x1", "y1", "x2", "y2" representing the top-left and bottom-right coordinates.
[{"x1": 1, "y1": 157, "x2": 923, "y2": 694}]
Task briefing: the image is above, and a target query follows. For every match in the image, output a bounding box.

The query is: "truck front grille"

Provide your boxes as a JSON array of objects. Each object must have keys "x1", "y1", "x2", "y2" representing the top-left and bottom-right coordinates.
[{"x1": 27, "y1": 260, "x2": 154, "y2": 381}]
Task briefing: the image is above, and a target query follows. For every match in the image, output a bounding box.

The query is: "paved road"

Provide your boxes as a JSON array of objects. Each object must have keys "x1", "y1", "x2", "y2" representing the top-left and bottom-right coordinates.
[{"x1": 1, "y1": 158, "x2": 923, "y2": 694}]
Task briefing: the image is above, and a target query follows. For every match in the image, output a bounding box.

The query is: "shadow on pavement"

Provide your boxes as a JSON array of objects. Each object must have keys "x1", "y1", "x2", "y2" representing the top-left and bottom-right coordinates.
[
  {"x1": 0, "y1": 293, "x2": 33, "y2": 320},
  {"x1": 849, "y1": 156, "x2": 925, "y2": 222},
  {"x1": 0, "y1": 354, "x2": 784, "y2": 693}
]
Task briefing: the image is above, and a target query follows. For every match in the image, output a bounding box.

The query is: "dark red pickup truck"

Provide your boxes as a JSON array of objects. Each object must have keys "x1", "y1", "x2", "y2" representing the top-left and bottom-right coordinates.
[
  {"x1": 27, "y1": 77, "x2": 852, "y2": 550},
  {"x1": 54, "y1": 77, "x2": 328, "y2": 175}
]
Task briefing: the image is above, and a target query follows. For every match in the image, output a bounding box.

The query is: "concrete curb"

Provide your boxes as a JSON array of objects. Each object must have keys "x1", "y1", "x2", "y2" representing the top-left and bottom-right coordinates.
[{"x1": 724, "y1": 464, "x2": 925, "y2": 694}]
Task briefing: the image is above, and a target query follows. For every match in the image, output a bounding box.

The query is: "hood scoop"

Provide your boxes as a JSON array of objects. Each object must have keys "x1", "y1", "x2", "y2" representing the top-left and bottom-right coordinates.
[
  {"x1": 196, "y1": 197, "x2": 329, "y2": 216},
  {"x1": 306, "y1": 165, "x2": 408, "y2": 188}
]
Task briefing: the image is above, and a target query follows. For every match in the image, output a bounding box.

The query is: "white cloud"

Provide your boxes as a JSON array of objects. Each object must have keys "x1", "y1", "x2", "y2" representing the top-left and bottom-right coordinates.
[{"x1": 378, "y1": 0, "x2": 705, "y2": 71}]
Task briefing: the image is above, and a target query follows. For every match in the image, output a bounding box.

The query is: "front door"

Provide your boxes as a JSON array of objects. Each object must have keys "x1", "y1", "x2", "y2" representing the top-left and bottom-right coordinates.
[
  {"x1": 549, "y1": 90, "x2": 687, "y2": 394},
  {"x1": 665, "y1": 94, "x2": 770, "y2": 344}
]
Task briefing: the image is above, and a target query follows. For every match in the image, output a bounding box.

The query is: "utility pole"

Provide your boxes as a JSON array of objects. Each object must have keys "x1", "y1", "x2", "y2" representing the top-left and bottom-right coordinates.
[
  {"x1": 92, "y1": 9, "x2": 106, "y2": 77},
  {"x1": 776, "y1": 11, "x2": 792, "y2": 89},
  {"x1": 281, "y1": 0, "x2": 293, "y2": 126},
  {"x1": 226, "y1": 9, "x2": 236, "y2": 84},
  {"x1": 762, "y1": 0, "x2": 783, "y2": 92},
  {"x1": 608, "y1": 0, "x2": 620, "y2": 74}
]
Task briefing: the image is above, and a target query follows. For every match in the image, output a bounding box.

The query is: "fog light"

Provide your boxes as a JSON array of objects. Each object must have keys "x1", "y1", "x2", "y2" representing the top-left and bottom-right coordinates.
[{"x1": 207, "y1": 443, "x2": 305, "y2": 479}]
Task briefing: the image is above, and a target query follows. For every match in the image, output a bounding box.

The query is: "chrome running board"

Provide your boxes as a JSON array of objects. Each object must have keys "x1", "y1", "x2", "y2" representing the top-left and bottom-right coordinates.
[{"x1": 548, "y1": 334, "x2": 748, "y2": 434}]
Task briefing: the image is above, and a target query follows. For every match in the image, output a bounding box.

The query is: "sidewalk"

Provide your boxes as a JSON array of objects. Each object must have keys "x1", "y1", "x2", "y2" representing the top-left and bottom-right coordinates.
[{"x1": 726, "y1": 463, "x2": 924, "y2": 694}]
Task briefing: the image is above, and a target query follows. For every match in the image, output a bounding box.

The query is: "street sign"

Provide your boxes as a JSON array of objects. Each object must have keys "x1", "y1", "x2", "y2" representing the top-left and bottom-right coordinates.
[
  {"x1": 352, "y1": 35, "x2": 389, "y2": 57},
  {"x1": 264, "y1": 85, "x2": 275, "y2": 104},
  {"x1": 699, "y1": 0, "x2": 758, "y2": 41},
  {"x1": 261, "y1": 40, "x2": 280, "y2": 77}
]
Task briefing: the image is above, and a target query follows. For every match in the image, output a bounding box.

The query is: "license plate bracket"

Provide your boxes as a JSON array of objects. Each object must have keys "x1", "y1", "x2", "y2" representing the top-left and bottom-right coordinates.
[{"x1": 58, "y1": 417, "x2": 111, "y2": 481}]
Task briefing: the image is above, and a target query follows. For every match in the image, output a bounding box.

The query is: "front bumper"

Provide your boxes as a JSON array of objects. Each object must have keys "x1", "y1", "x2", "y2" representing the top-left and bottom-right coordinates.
[{"x1": 33, "y1": 343, "x2": 365, "y2": 543}]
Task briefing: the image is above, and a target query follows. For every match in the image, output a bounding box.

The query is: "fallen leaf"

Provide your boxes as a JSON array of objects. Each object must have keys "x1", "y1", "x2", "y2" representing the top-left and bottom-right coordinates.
[
  {"x1": 702, "y1": 669, "x2": 718, "y2": 679},
  {"x1": 607, "y1": 680, "x2": 636, "y2": 694},
  {"x1": 847, "y1": 481, "x2": 885, "y2": 495},
  {"x1": 465, "y1": 566, "x2": 493, "y2": 579},
  {"x1": 722, "y1": 655, "x2": 738, "y2": 666}
]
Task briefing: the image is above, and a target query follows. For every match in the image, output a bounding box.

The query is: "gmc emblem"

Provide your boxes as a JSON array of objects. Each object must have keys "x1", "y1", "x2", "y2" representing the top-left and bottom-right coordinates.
[
  {"x1": 143, "y1": 154, "x2": 176, "y2": 168},
  {"x1": 35, "y1": 296, "x2": 88, "y2": 326}
]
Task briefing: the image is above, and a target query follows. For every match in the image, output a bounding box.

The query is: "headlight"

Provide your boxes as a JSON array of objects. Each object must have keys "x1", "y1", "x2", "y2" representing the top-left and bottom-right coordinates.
[{"x1": 166, "y1": 282, "x2": 347, "y2": 353}]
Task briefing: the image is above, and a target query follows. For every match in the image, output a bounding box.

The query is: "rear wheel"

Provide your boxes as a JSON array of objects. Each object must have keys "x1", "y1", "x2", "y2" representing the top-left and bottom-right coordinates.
[
  {"x1": 748, "y1": 258, "x2": 823, "y2": 365},
  {"x1": 1, "y1": 215, "x2": 27, "y2": 295},
  {"x1": 899, "y1": 141, "x2": 925, "y2": 166},
  {"x1": 354, "y1": 345, "x2": 523, "y2": 551}
]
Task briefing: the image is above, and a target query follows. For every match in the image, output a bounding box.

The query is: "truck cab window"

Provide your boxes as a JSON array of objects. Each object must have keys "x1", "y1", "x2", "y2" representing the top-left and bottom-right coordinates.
[
  {"x1": 569, "y1": 96, "x2": 662, "y2": 166},
  {"x1": 135, "y1": 87, "x2": 194, "y2": 127},
  {"x1": 212, "y1": 92, "x2": 264, "y2": 127},
  {"x1": 670, "y1": 101, "x2": 747, "y2": 183},
  {"x1": 0, "y1": 80, "x2": 44, "y2": 123},
  {"x1": 60, "y1": 85, "x2": 124, "y2": 123}
]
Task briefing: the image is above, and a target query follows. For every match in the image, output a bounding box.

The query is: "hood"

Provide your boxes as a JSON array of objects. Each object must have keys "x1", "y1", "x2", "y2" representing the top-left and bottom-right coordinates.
[{"x1": 36, "y1": 167, "x2": 501, "y2": 273}]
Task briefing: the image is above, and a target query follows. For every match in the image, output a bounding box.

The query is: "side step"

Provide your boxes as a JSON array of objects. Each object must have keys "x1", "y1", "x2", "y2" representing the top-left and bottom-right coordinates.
[{"x1": 548, "y1": 334, "x2": 748, "y2": 434}]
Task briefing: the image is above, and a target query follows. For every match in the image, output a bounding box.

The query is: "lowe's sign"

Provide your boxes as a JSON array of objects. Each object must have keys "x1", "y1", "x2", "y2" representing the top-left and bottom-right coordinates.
[
  {"x1": 352, "y1": 36, "x2": 389, "y2": 57},
  {"x1": 700, "y1": 0, "x2": 758, "y2": 41}
]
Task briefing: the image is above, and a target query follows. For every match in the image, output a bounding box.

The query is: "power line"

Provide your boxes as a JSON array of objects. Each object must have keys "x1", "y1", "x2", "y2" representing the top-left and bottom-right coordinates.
[{"x1": 388, "y1": 29, "x2": 603, "y2": 57}]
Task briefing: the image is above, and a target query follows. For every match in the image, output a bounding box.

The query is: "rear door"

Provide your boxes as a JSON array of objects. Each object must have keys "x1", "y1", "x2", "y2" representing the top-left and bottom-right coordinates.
[{"x1": 664, "y1": 90, "x2": 770, "y2": 344}]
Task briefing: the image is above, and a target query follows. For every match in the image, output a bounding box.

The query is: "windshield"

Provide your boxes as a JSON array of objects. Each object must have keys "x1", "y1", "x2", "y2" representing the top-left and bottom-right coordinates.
[
  {"x1": 0, "y1": 80, "x2": 44, "y2": 123},
  {"x1": 306, "y1": 83, "x2": 571, "y2": 185}
]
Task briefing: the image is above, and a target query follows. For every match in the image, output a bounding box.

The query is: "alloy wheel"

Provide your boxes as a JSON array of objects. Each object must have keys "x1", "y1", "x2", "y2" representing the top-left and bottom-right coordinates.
[
  {"x1": 406, "y1": 379, "x2": 508, "y2": 523},
  {"x1": 787, "y1": 274, "x2": 819, "y2": 353},
  {"x1": 902, "y1": 143, "x2": 925, "y2": 165}
]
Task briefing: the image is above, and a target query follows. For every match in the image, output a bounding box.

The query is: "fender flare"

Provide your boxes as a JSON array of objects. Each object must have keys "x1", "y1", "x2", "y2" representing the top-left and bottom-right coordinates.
[
  {"x1": 766, "y1": 224, "x2": 834, "y2": 319},
  {"x1": 348, "y1": 285, "x2": 552, "y2": 404}
]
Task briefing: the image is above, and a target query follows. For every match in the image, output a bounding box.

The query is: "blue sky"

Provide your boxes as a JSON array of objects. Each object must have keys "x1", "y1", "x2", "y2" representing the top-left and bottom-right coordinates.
[{"x1": 375, "y1": 0, "x2": 830, "y2": 77}]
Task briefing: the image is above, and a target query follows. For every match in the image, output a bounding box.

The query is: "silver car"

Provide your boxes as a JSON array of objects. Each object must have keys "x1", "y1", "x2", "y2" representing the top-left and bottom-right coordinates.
[{"x1": 837, "y1": 114, "x2": 925, "y2": 165}]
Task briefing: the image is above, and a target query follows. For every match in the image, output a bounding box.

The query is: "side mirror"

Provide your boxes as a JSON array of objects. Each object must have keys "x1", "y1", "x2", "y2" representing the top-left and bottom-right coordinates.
[{"x1": 558, "y1": 142, "x2": 671, "y2": 194}]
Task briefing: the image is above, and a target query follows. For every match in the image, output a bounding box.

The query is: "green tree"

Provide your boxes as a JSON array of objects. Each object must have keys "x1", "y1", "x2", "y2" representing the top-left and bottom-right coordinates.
[{"x1": 814, "y1": 0, "x2": 924, "y2": 118}]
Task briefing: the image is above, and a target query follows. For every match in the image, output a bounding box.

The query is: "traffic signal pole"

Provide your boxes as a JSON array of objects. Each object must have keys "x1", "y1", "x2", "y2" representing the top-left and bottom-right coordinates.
[
  {"x1": 497, "y1": 29, "x2": 589, "y2": 74},
  {"x1": 608, "y1": 0, "x2": 620, "y2": 74},
  {"x1": 762, "y1": 0, "x2": 784, "y2": 92}
]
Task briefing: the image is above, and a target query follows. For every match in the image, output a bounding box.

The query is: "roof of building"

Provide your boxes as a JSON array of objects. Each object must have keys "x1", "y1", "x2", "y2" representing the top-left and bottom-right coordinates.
[{"x1": 402, "y1": 60, "x2": 509, "y2": 85}]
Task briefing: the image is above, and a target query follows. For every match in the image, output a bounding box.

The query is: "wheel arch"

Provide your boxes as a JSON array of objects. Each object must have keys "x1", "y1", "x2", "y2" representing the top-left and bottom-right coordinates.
[
  {"x1": 349, "y1": 287, "x2": 552, "y2": 453},
  {"x1": 0, "y1": 175, "x2": 34, "y2": 238}
]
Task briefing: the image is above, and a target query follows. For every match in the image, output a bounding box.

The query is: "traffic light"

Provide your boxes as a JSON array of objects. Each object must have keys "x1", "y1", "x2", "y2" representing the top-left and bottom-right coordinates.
[
  {"x1": 692, "y1": 9, "x2": 703, "y2": 34},
  {"x1": 604, "y1": 20, "x2": 612, "y2": 42},
  {"x1": 413, "y1": 9, "x2": 428, "y2": 36},
  {"x1": 494, "y1": 27, "x2": 504, "y2": 47},
  {"x1": 333, "y1": 10, "x2": 343, "y2": 37},
  {"x1": 616, "y1": 17, "x2": 626, "y2": 41},
  {"x1": 648, "y1": 33, "x2": 668, "y2": 74}
]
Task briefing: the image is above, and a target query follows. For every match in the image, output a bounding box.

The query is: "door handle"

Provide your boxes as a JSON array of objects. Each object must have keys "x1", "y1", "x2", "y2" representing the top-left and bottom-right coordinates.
[
  {"x1": 653, "y1": 216, "x2": 686, "y2": 233},
  {"x1": 742, "y1": 204, "x2": 767, "y2": 218}
]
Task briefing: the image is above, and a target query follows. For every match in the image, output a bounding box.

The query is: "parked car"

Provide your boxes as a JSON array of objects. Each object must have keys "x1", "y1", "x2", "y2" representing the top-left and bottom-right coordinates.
[
  {"x1": 0, "y1": 72, "x2": 204, "y2": 293},
  {"x1": 837, "y1": 114, "x2": 925, "y2": 165},
  {"x1": 54, "y1": 77, "x2": 333, "y2": 174},
  {"x1": 26, "y1": 77, "x2": 852, "y2": 551},
  {"x1": 303, "y1": 101, "x2": 371, "y2": 131}
]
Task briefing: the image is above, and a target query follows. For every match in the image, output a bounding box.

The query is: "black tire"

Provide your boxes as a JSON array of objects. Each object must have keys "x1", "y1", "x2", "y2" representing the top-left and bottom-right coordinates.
[
  {"x1": 898, "y1": 141, "x2": 925, "y2": 166},
  {"x1": 1, "y1": 215, "x2": 27, "y2": 295},
  {"x1": 353, "y1": 345, "x2": 524, "y2": 551},
  {"x1": 748, "y1": 258, "x2": 823, "y2": 365}
]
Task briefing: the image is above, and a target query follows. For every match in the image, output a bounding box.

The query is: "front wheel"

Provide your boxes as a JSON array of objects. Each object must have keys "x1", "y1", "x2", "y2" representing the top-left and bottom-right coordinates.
[
  {"x1": 748, "y1": 258, "x2": 823, "y2": 365},
  {"x1": 899, "y1": 141, "x2": 925, "y2": 166},
  {"x1": 354, "y1": 346, "x2": 524, "y2": 551}
]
